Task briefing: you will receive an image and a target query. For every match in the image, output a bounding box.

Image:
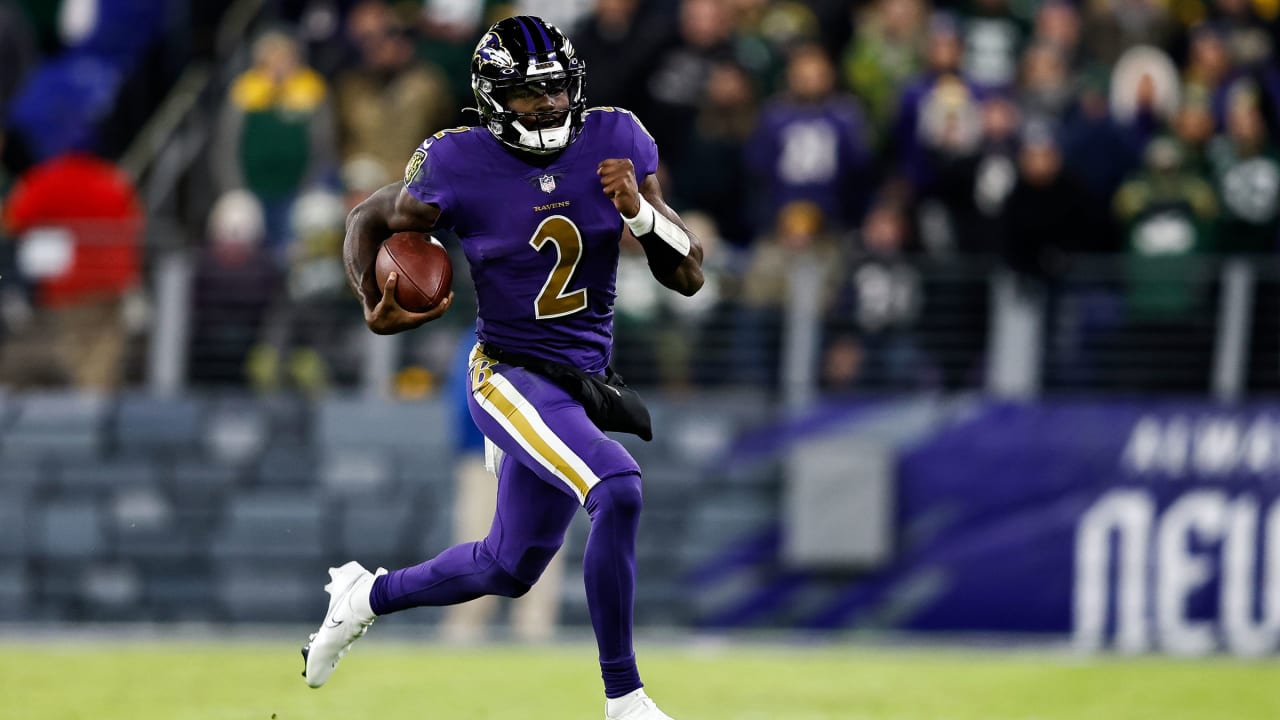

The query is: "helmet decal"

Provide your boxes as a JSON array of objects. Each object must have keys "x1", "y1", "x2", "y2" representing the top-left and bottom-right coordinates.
[{"x1": 474, "y1": 32, "x2": 516, "y2": 72}]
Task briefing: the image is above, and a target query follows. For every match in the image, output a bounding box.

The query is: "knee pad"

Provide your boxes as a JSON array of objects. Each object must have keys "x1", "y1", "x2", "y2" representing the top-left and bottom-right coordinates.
[{"x1": 584, "y1": 472, "x2": 643, "y2": 522}]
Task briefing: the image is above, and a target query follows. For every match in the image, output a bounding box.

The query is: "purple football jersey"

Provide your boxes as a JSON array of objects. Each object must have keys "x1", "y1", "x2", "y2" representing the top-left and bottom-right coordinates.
[{"x1": 404, "y1": 108, "x2": 659, "y2": 374}]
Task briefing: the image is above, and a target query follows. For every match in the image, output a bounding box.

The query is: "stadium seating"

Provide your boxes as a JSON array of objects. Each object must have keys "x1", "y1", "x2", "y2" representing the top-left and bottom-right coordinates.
[
  {"x1": 0, "y1": 561, "x2": 29, "y2": 621},
  {"x1": 0, "y1": 491, "x2": 29, "y2": 559},
  {"x1": 0, "y1": 390, "x2": 782, "y2": 628},
  {"x1": 210, "y1": 491, "x2": 327, "y2": 561},
  {"x1": 113, "y1": 394, "x2": 203, "y2": 454},
  {"x1": 59, "y1": 459, "x2": 159, "y2": 493},
  {"x1": 2, "y1": 392, "x2": 110, "y2": 459},
  {"x1": 33, "y1": 499, "x2": 107, "y2": 560}
]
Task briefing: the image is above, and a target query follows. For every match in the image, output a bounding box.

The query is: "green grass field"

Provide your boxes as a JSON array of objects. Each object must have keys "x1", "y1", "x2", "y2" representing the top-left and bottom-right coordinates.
[{"x1": 4, "y1": 639, "x2": 1277, "y2": 719}]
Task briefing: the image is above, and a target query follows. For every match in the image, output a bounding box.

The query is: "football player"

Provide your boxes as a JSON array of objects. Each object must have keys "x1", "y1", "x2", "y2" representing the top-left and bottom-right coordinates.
[{"x1": 303, "y1": 15, "x2": 703, "y2": 720}]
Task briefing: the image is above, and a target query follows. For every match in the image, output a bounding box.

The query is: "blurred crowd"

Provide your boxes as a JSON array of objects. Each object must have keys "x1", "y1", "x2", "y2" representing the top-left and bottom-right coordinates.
[{"x1": 1, "y1": 0, "x2": 1278, "y2": 395}]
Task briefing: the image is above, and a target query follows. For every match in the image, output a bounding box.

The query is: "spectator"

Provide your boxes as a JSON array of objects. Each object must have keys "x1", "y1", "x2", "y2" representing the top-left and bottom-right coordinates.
[
  {"x1": 911, "y1": 75, "x2": 985, "y2": 252},
  {"x1": 1018, "y1": 41, "x2": 1076, "y2": 122},
  {"x1": 570, "y1": 0, "x2": 665, "y2": 111},
  {"x1": 1033, "y1": 0, "x2": 1084, "y2": 70},
  {"x1": 1110, "y1": 135, "x2": 1221, "y2": 390},
  {"x1": 1115, "y1": 136, "x2": 1219, "y2": 322},
  {"x1": 335, "y1": 1, "x2": 454, "y2": 184},
  {"x1": 1061, "y1": 69, "x2": 1140, "y2": 222},
  {"x1": 1171, "y1": 88, "x2": 1217, "y2": 174},
  {"x1": 1209, "y1": 0, "x2": 1277, "y2": 74},
  {"x1": 1083, "y1": 0, "x2": 1176, "y2": 67},
  {"x1": 932, "y1": 94, "x2": 1022, "y2": 254},
  {"x1": 841, "y1": 0, "x2": 927, "y2": 140},
  {"x1": 747, "y1": 198, "x2": 844, "y2": 311},
  {"x1": 189, "y1": 190, "x2": 283, "y2": 387},
  {"x1": 1109, "y1": 44, "x2": 1180, "y2": 150},
  {"x1": 250, "y1": 188, "x2": 363, "y2": 394},
  {"x1": 892, "y1": 12, "x2": 980, "y2": 193},
  {"x1": 664, "y1": 211, "x2": 739, "y2": 388},
  {"x1": 617, "y1": 211, "x2": 739, "y2": 389},
  {"x1": 1001, "y1": 123, "x2": 1102, "y2": 279},
  {"x1": 1206, "y1": 0, "x2": 1280, "y2": 125},
  {"x1": 828, "y1": 201, "x2": 930, "y2": 389},
  {"x1": 643, "y1": 0, "x2": 740, "y2": 160},
  {"x1": 1183, "y1": 23, "x2": 1236, "y2": 128},
  {"x1": 418, "y1": 0, "x2": 490, "y2": 114},
  {"x1": 747, "y1": 42, "x2": 872, "y2": 231},
  {"x1": 674, "y1": 61, "x2": 758, "y2": 248},
  {"x1": 340, "y1": 153, "x2": 391, "y2": 211},
  {"x1": 1208, "y1": 0, "x2": 1280, "y2": 103},
  {"x1": 736, "y1": 201, "x2": 844, "y2": 385},
  {"x1": 960, "y1": 0, "x2": 1027, "y2": 93},
  {"x1": 0, "y1": 150, "x2": 143, "y2": 390},
  {"x1": 731, "y1": 0, "x2": 822, "y2": 97},
  {"x1": 215, "y1": 29, "x2": 337, "y2": 260},
  {"x1": 1206, "y1": 85, "x2": 1280, "y2": 253}
]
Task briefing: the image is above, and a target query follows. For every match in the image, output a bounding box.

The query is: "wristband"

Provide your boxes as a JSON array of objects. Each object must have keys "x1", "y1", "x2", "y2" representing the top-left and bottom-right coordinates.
[{"x1": 622, "y1": 194, "x2": 656, "y2": 235}]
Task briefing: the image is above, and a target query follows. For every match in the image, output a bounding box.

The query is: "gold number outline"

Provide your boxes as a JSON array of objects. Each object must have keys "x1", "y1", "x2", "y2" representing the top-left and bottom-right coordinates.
[{"x1": 529, "y1": 215, "x2": 589, "y2": 319}]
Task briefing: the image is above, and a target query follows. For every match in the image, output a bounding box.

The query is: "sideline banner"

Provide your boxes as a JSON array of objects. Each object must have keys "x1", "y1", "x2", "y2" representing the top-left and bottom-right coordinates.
[{"x1": 822, "y1": 401, "x2": 1280, "y2": 655}]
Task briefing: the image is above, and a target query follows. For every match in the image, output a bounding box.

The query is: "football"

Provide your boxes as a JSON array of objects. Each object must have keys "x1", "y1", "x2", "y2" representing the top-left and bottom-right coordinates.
[{"x1": 375, "y1": 232, "x2": 452, "y2": 312}]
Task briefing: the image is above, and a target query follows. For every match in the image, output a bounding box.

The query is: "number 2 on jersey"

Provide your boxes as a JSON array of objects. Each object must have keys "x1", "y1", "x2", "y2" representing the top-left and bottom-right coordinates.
[{"x1": 529, "y1": 215, "x2": 588, "y2": 319}]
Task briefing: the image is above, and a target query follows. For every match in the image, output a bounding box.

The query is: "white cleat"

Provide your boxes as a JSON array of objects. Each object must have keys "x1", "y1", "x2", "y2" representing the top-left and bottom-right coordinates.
[
  {"x1": 301, "y1": 561, "x2": 387, "y2": 688},
  {"x1": 605, "y1": 688, "x2": 676, "y2": 720}
]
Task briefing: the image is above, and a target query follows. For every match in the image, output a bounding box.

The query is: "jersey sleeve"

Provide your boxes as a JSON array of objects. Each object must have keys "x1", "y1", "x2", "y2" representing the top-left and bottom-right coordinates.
[
  {"x1": 402, "y1": 133, "x2": 456, "y2": 227},
  {"x1": 626, "y1": 111, "x2": 659, "y2": 180}
]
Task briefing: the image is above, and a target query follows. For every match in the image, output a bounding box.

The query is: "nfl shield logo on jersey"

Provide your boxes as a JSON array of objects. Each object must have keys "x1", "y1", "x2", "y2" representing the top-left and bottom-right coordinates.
[{"x1": 538, "y1": 174, "x2": 556, "y2": 194}]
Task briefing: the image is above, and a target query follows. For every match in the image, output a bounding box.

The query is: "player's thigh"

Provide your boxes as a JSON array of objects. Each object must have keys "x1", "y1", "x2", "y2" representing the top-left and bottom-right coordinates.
[{"x1": 467, "y1": 351, "x2": 639, "y2": 504}]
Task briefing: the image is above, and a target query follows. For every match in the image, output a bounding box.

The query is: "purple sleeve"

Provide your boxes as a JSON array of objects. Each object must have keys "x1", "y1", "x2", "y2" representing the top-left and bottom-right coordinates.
[
  {"x1": 403, "y1": 134, "x2": 455, "y2": 227},
  {"x1": 628, "y1": 112, "x2": 659, "y2": 179}
]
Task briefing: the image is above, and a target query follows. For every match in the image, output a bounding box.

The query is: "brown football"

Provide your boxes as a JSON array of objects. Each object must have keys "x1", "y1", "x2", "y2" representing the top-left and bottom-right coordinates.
[{"x1": 375, "y1": 232, "x2": 453, "y2": 312}]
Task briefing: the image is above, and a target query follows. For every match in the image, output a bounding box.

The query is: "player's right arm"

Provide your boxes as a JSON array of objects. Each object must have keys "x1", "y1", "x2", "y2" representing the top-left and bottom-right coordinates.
[{"x1": 343, "y1": 182, "x2": 453, "y2": 335}]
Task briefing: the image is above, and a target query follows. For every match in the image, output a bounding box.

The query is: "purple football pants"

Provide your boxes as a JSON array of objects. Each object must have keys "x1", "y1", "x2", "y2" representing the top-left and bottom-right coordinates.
[{"x1": 369, "y1": 346, "x2": 644, "y2": 698}]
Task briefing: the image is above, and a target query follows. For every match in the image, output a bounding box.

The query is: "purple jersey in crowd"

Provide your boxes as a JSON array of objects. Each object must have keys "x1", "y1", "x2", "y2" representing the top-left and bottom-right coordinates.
[{"x1": 404, "y1": 107, "x2": 658, "y2": 375}]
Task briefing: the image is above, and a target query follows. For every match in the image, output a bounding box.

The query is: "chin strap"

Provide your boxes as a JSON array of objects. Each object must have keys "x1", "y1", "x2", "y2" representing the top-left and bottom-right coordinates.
[{"x1": 622, "y1": 194, "x2": 690, "y2": 274}]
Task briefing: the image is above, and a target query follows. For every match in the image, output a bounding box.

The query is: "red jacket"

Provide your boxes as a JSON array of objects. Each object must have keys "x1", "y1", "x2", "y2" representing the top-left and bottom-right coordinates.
[{"x1": 4, "y1": 154, "x2": 144, "y2": 307}]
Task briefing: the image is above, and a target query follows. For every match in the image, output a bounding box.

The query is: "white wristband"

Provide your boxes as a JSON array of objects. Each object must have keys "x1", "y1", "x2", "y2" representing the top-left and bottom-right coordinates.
[
  {"x1": 622, "y1": 194, "x2": 656, "y2": 236},
  {"x1": 622, "y1": 195, "x2": 690, "y2": 257}
]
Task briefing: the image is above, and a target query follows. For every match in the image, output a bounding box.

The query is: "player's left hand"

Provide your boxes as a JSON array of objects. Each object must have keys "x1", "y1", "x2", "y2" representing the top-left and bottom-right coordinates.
[{"x1": 598, "y1": 158, "x2": 641, "y2": 218}]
